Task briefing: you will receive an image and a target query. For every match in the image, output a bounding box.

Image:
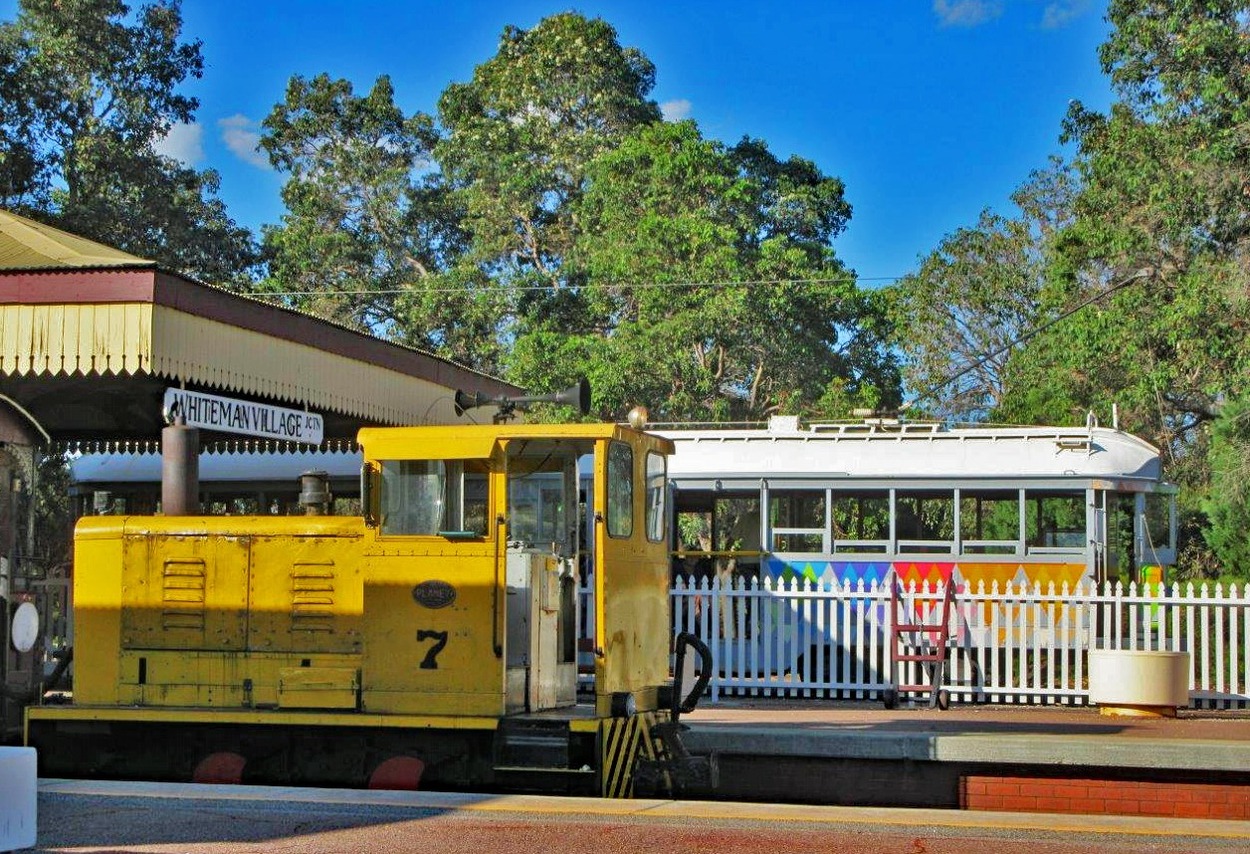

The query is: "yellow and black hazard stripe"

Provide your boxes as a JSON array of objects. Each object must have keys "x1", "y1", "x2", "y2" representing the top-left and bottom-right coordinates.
[{"x1": 599, "y1": 710, "x2": 666, "y2": 798}]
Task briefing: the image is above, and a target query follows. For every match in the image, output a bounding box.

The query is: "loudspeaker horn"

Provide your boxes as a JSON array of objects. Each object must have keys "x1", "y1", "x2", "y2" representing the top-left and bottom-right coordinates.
[{"x1": 454, "y1": 378, "x2": 591, "y2": 418}]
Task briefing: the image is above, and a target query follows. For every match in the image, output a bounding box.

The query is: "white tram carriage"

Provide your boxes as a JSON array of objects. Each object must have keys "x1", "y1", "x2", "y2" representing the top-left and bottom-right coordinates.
[
  {"x1": 656, "y1": 416, "x2": 1178, "y2": 686},
  {"x1": 659, "y1": 415, "x2": 1176, "y2": 593}
]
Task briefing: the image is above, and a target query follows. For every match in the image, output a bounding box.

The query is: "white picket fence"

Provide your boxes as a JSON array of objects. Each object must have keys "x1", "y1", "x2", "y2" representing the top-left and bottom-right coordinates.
[{"x1": 582, "y1": 576, "x2": 1250, "y2": 708}]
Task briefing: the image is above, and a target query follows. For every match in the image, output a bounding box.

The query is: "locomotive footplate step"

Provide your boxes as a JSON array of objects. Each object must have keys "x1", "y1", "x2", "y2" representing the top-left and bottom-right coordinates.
[{"x1": 492, "y1": 719, "x2": 574, "y2": 770}]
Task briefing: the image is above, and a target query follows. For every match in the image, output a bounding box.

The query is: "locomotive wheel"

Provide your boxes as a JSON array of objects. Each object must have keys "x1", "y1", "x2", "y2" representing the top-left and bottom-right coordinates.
[
  {"x1": 368, "y1": 756, "x2": 426, "y2": 791},
  {"x1": 882, "y1": 687, "x2": 898, "y2": 709},
  {"x1": 192, "y1": 751, "x2": 247, "y2": 785}
]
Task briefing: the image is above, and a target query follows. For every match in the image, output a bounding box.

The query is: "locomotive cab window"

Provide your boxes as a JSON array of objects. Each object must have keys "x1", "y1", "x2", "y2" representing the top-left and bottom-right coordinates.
[
  {"x1": 607, "y1": 441, "x2": 633, "y2": 538},
  {"x1": 645, "y1": 451, "x2": 666, "y2": 542},
  {"x1": 507, "y1": 446, "x2": 577, "y2": 549},
  {"x1": 379, "y1": 458, "x2": 489, "y2": 537}
]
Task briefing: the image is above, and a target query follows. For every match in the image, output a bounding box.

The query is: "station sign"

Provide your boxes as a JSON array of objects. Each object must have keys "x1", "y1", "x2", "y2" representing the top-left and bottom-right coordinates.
[{"x1": 163, "y1": 388, "x2": 324, "y2": 444}]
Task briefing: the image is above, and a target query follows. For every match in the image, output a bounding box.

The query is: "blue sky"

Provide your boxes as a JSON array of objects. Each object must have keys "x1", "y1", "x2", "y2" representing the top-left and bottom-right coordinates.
[{"x1": 4, "y1": 0, "x2": 1114, "y2": 282}]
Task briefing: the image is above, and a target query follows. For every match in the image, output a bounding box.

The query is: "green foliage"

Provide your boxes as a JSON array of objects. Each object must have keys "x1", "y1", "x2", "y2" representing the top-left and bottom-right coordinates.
[
  {"x1": 1203, "y1": 395, "x2": 1250, "y2": 577},
  {"x1": 33, "y1": 452, "x2": 72, "y2": 573},
  {"x1": 886, "y1": 160, "x2": 1077, "y2": 422},
  {"x1": 508, "y1": 120, "x2": 897, "y2": 422},
  {"x1": 999, "y1": 2, "x2": 1250, "y2": 577},
  {"x1": 0, "y1": 0, "x2": 258, "y2": 285},
  {"x1": 1000, "y1": 5, "x2": 1250, "y2": 442},
  {"x1": 260, "y1": 75, "x2": 441, "y2": 329},
  {"x1": 435, "y1": 12, "x2": 660, "y2": 289},
  {"x1": 1102, "y1": 0, "x2": 1250, "y2": 128},
  {"x1": 0, "y1": 3, "x2": 897, "y2": 421}
]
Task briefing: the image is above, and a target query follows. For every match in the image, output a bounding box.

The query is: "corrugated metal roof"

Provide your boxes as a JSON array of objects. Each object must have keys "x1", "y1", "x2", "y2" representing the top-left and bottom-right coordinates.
[
  {"x1": 0, "y1": 212, "x2": 522, "y2": 440},
  {"x1": 0, "y1": 210, "x2": 152, "y2": 269},
  {"x1": 0, "y1": 301, "x2": 482, "y2": 426}
]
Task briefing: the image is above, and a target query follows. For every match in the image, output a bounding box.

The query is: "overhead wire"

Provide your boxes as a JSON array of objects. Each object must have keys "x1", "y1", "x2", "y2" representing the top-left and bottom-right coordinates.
[{"x1": 242, "y1": 272, "x2": 903, "y2": 299}]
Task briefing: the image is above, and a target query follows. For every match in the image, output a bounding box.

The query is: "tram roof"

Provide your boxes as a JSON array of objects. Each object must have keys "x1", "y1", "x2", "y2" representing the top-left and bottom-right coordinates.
[
  {"x1": 655, "y1": 418, "x2": 1167, "y2": 487},
  {"x1": 69, "y1": 448, "x2": 362, "y2": 490}
]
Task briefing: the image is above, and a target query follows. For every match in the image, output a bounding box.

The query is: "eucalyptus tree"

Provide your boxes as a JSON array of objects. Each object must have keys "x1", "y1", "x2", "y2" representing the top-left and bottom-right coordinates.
[
  {"x1": 885, "y1": 161, "x2": 1076, "y2": 422},
  {"x1": 511, "y1": 120, "x2": 898, "y2": 422},
  {"x1": 259, "y1": 11, "x2": 899, "y2": 417},
  {"x1": 995, "y1": 0, "x2": 1250, "y2": 574},
  {"x1": 263, "y1": 76, "x2": 425, "y2": 326},
  {"x1": 0, "y1": 0, "x2": 257, "y2": 285},
  {"x1": 434, "y1": 12, "x2": 661, "y2": 294}
]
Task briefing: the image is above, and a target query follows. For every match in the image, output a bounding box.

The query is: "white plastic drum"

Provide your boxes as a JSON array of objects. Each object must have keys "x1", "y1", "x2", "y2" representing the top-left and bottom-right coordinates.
[{"x1": 10, "y1": 601, "x2": 38, "y2": 653}]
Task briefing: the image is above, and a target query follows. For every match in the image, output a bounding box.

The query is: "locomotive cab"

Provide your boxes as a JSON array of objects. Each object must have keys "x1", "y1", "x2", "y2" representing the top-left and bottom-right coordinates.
[{"x1": 357, "y1": 423, "x2": 675, "y2": 723}]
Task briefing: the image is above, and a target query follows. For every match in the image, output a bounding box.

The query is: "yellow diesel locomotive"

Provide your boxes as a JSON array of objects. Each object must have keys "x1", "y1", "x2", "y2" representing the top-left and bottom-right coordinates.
[{"x1": 27, "y1": 418, "x2": 711, "y2": 796}]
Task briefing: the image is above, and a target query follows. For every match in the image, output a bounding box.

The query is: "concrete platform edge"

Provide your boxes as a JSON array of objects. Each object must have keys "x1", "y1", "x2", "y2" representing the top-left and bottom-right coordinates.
[
  {"x1": 681, "y1": 724, "x2": 1250, "y2": 772},
  {"x1": 37, "y1": 778, "x2": 1250, "y2": 840}
]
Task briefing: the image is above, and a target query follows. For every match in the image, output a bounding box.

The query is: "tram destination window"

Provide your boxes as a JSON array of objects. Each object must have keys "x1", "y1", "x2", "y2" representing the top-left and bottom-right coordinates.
[{"x1": 380, "y1": 459, "x2": 488, "y2": 537}]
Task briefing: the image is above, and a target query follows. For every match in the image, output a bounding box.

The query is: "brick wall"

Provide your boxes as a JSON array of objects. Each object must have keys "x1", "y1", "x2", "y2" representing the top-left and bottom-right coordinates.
[{"x1": 961, "y1": 775, "x2": 1250, "y2": 819}]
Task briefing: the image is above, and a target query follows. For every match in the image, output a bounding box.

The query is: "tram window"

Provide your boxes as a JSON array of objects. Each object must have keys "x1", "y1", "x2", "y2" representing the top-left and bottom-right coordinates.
[
  {"x1": 1025, "y1": 491, "x2": 1085, "y2": 551},
  {"x1": 674, "y1": 492, "x2": 759, "y2": 579},
  {"x1": 716, "y1": 495, "x2": 761, "y2": 581},
  {"x1": 896, "y1": 490, "x2": 954, "y2": 553},
  {"x1": 1106, "y1": 493, "x2": 1136, "y2": 582},
  {"x1": 771, "y1": 491, "x2": 825, "y2": 528},
  {"x1": 832, "y1": 491, "x2": 889, "y2": 553},
  {"x1": 960, "y1": 490, "x2": 1020, "y2": 555},
  {"x1": 770, "y1": 490, "x2": 825, "y2": 553},
  {"x1": 380, "y1": 459, "x2": 489, "y2": 537},
  {"x1": 645, "y1": 452, "x2": 667, "y2": 542},
  {"x1": 607, "y1": 441, "x2": 633, "y2": 538}
]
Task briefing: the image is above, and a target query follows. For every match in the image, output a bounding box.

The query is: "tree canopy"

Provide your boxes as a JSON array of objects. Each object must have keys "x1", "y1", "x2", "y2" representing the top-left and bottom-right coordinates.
[
  {"x1": 10, "y1": 2, "x2": 1250, "y2": 574},
  {"x1": 256, "y1": 12, "x2": 894, "y2": 419},
  {"x1": 887, "y1": 0, "x2": 1250, "y2": 576},
  {"x1": 516, "y1": 119, "x2": 896, "y2": 422},
  {"x1": 0, "y1": 0, "x2": 257, "y2": 285}
]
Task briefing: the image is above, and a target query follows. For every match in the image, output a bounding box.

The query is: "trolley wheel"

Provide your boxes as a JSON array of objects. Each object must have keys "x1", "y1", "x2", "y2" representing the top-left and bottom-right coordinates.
[
  {"x1": 936, "y1": 690, "x2": 950, "y2": 711},
  {"x1": 882, "y1": 687, "x2": 898, "y2": 709}
]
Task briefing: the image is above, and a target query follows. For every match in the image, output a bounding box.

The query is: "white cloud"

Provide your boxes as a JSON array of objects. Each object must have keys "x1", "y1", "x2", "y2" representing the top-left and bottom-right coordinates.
[
  {"x1": 933, "y1": 0, "x2": 1003, "y2": 27},
  {"x1": 153, "y1": 121, "x2": 204, "y2": 165},
  {"x1": 661, "y1": 99, "x2": 692, "y2": 121},
  {"x1": 1040, "y1": 0, "x2": 1089, "y2": 30},
  {"x1": 219, "y1": 114, "x2": 269, "y2": 169}
]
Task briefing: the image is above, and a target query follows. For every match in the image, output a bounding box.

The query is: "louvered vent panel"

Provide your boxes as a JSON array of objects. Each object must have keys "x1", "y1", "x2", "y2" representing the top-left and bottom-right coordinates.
[
  {"x1": 291, "y1": 563, "x2": 335, "y2": 633},
  {"x1": 162, "y1": 560, "x2": 206, "y2": 631}
]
